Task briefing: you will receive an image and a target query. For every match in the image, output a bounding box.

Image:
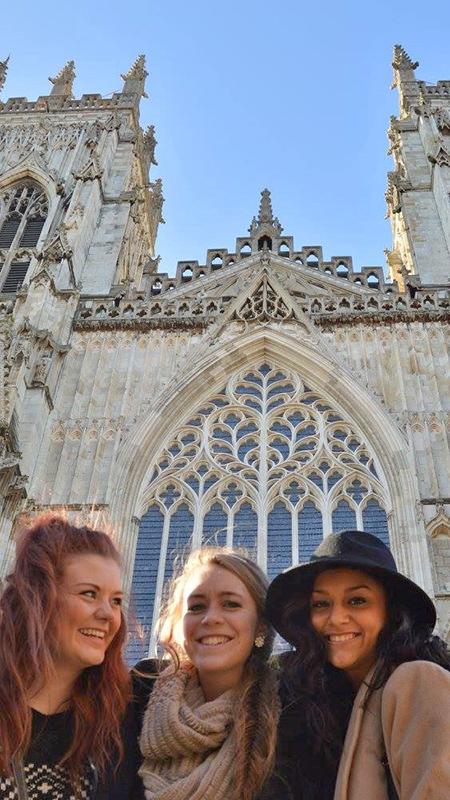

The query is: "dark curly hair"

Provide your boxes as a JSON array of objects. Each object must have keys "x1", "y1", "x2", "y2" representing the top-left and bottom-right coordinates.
[{"x1": 278, "y1": 569, "x2": 450, "y2": 772}]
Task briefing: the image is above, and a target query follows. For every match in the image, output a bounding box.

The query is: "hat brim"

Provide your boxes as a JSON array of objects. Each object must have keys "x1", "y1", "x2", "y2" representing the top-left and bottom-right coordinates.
[{"x1": 266, "y1": 558, "x2": 437, "y2": 646}]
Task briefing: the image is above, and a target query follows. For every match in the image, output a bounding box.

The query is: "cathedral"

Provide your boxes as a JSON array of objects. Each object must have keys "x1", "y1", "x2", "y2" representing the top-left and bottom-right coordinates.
[{"x1": 0, "y1": 46, "x2": 448, "y2": 660}]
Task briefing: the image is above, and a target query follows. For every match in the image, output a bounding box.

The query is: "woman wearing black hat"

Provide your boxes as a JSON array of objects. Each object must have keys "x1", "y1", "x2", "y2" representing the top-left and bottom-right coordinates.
[{"x1": 263, "y1": 530, "x2": 450, "y2": 800}]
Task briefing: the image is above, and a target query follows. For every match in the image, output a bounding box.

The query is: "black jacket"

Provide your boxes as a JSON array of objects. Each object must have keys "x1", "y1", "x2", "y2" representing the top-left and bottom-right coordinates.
[{"x1": 260, "y1": 660, "x2": 354, "y2": 800}]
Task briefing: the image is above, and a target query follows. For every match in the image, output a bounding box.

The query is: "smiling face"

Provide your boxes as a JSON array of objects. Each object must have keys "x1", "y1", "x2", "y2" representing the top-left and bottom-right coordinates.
[
  {"x1": 179, "y1": 563, "x2": 261, "y2": 699},
  {"x1": 53, "y1": 554, "x2": 123, "y2": 681},
  {"x1": 310, "y1": 567, "x2": 387, "y2": 687}
]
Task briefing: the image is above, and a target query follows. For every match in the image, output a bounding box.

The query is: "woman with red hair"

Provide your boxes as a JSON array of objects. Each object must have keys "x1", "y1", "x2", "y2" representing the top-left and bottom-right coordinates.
[{"x1": 0, "y1": 514, "x2": 132, "y2": 799}]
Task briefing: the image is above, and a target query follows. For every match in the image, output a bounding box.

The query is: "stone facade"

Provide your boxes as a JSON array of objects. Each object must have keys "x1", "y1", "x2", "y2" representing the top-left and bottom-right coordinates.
[{"x1": 0, "y1": 48, "x2": 449, "y2": 659}]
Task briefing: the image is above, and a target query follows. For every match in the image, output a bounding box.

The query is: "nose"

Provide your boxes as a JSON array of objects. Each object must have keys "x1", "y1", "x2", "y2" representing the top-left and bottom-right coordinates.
[
  {"x1": 327, "y1": 601, "x2": 351, "y2": 626},
  {"x1": 94, "y1": 600, "x2": 114, "y2": 620},
  {"x1": 201, "y1": 603, "x2": 224, "y2": 625}
]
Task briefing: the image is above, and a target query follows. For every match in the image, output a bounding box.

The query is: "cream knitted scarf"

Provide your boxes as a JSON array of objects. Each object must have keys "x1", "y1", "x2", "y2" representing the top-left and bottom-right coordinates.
[{"x1": 139, "y1": 665, "x2": 237, "y2": 800}]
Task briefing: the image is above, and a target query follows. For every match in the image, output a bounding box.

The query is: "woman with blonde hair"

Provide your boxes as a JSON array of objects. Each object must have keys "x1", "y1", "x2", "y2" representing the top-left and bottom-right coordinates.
[
  {"x1": 135, "y1": 546, "x2": 280, "y2": 800},
  {"x1": 0, "y1": 513, "x2": 131, "y2": 800}
]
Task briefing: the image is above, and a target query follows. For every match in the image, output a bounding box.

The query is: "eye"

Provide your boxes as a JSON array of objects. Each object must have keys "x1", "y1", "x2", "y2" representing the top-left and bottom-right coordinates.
[
  {"x1": 349, "y1": 596, "x2": 368, "y2": 606},
  {"x1": 112, "y1": 597, "x2": 123, "y2": 607},
  {"x1": 223, "y1": 600, "x2": 241, "y2": 609},
  {"x1": 310, "y1": 599, "x2": 329, "y2": 610},
  {"x1": 81, "y1": 589, "x2": 96, "y2": 599},
  {"x1": 187, "y1": 603, "x2": 205, "y2": 613}
]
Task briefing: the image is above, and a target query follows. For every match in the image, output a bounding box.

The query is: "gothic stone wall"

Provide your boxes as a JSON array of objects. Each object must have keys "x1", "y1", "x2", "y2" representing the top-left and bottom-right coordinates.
[{"x1": 15, "y1": 317, "x2": 449, "y2": 637}]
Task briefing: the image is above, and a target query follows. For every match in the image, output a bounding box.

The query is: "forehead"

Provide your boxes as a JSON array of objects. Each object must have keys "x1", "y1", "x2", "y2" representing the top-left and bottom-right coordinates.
[
  {"x1": 62, "y1": 553, "x2": 122, "y2": 587},
  {"x1": 313, "y1": 566, "x2": 385, "y2": 593},
  {"x1": 183, "y1": 563, "x2": 251, "y2": 599}
]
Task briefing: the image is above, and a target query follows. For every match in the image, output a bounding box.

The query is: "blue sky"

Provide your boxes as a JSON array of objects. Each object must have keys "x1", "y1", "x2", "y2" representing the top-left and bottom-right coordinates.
[{"x1": 2, "y1": 1, "x2": 450, "y2": 278}]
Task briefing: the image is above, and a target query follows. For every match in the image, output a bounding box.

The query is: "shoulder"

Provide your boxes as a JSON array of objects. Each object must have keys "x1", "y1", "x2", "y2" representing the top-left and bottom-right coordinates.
[{"x1": 383, "y1": 660, "x2": 450, "y2": 705}]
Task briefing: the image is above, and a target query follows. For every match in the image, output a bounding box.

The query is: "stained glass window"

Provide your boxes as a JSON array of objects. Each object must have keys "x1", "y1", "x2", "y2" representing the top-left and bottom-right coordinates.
[
  {"x1": 128, "y1": 363, "x2": 390, "y2": 659},
  {"x1": 0, "y1": 181, "x2": 48, "y2": 293}
]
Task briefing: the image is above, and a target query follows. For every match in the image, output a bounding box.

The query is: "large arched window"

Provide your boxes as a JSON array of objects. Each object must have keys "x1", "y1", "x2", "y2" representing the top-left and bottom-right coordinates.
[
  {"x1": 0, "y1": 181, "x2": 48, "y2": 293},
  {"x1": 128, "y1": 362, "x2": 390, "y2": 661}
]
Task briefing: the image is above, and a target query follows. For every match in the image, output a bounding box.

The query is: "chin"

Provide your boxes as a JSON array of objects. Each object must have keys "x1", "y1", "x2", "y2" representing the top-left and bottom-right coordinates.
[{"x1": 79, "y1": 650, "x2": 106, "y2": 668}]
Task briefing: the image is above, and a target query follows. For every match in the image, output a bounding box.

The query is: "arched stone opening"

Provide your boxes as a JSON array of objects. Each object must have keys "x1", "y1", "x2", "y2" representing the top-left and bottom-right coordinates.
[{"x1": 110, "y1": 329, "x2": 433, "y2": 656}]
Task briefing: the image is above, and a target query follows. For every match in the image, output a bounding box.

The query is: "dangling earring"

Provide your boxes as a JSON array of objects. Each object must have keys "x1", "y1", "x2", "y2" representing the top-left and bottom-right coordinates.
[{"x1": 254, "y1": 634, "x2": 265, "y2": 648}]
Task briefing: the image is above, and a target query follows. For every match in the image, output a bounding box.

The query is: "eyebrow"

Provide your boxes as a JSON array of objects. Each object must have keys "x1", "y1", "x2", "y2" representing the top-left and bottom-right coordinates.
[
  {"x1": 312, "y1": 584, "x2": 373, "y2": 594},
  {"x1": 73, "y1": 582, "x2": 124, "y2": 594}
]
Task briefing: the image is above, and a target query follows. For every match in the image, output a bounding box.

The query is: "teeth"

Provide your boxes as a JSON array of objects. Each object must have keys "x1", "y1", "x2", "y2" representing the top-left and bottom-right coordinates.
[
  {"x1": 328, "y1": 633, "x2": 359, "y2": 642},
  {"x1": 199, "y1": 636, "x2": 230, "y2": 646},
  {"x1": 79, "y1": 628, "x2": 106, "y2": 639}
]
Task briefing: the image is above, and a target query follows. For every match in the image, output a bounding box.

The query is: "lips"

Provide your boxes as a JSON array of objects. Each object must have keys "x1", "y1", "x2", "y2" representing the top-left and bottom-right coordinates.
[
  {"x1": 197, "y1": 635, "x2": 232, "y2": 646},
  {"x1": 79, "y1": 628, "x2": 107, "y2": 640},
  {"x1": 326, "y1": 632, "x2": 361, "y2": 643}
]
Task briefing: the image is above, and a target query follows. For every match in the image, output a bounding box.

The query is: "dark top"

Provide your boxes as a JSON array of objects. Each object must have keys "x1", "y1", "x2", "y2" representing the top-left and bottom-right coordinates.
[
  {"x1": 259, "y1": 658, "x2": 355, "y2": 800},
  {"x1": 0, "y1": 709, "x2": 95, "y2": 800},
  {"x1": 95, "y1": 659, "x2": 157, "y2": 800}
]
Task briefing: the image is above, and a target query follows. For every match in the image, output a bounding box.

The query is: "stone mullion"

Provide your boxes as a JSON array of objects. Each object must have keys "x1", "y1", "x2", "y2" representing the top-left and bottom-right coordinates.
[
  {"x1": 291, "y1": 504, "x2": 299, "y2": 564},
  {"x1": 226, "y1": 508, "x2": 234, "y2": 547},
  {"x1": 191, "y1": 481, "x2": 203, "y2": 548},
  {"x1": 148, "y1": 509, "x2": 171, "y2": 656},
  {"x1": 0, "y1": 205, "x2": 28, "y2": 286},
  {"x1": 258, "y1": 387, "x2": 268, "y2": 569},
  {"x1": 355, "y1": 503, "x2": 363, "y2": 529}
]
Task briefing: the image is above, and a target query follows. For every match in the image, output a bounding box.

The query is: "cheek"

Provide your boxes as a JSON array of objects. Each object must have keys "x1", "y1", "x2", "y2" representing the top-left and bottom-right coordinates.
[
  {"x1": 309, "y1": 611, "x2": 324, "y2": 632},
  {"x1": 177, "y1": 616, "x2": 192, "y2": 651}
]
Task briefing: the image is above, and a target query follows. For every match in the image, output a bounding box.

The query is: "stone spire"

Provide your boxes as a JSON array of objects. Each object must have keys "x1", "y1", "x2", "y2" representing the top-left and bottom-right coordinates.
[
  {"x1": 121, "y1": 54, "x2": 148, "y2": 98},
  {"x1": 0, "y1": 55, "x2": 9, "y2": 94},
  {"x1": 391, "y1": 44, "x2": 419, "y2": 88},
  {"x1": 49, "y1": 60, "x2": 75, "y2": 96},
  {"x1": 258, "y1": 188, "x2": 275, "y2": 224},
  {"x1": 249, "y1": 188, "x2": 283, "y2": 235}
]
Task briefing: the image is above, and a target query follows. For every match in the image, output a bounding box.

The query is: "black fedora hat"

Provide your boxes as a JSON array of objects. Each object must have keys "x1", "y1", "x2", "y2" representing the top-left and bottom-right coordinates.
[{"x1": 266, "y1": 530, "x2": 436, "y2": 645}]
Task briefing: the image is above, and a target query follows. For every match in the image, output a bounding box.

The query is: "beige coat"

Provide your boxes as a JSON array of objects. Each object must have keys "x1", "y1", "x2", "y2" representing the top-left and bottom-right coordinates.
[{"x1": 334, "y1": 660, "x2": 450, "y2": 800}]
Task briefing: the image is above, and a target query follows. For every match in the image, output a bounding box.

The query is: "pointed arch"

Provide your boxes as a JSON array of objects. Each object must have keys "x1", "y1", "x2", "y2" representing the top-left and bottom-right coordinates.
[
  {"x1": 110, "y1": 327, "x2": 433, "y2": 604},
  {"x1": 0, "y1": 154, "x2": 59, "y2": 207},
  {"x1": 0, "y1": 164, "x2": 57, "y2": 292}
]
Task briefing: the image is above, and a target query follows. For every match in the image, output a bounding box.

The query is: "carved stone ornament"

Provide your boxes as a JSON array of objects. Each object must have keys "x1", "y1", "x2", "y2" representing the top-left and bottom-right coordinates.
[
  {"x1": 73, "y1": 152, "x2": 103, "y2": 182},
  {"x1": 121, "y1": 54, "x2": 148, "y2": 98},
  {"x1": 116, "y1": 112, "x2": 136, "y2": 143},
  {"x1": 49, "y1": 60, "x2": 76, "y2": 97},
  {"x1": 428, "y1": 514, "x2": 450, "y2": 542},
  {"x1": 0, "y1": 121, "x2": 82, "y2": 170},
  {"x1": 431, "y1": 107, "x2": 450, "y2": 133},
  {"x1": 392, "y1": 44, "x2": 419, "y2": 73},
  {"x1": 234, "y1": 272, "x2": 293, "y2": 322},
  {"x1": 429, "y1": 145, "x2": 450, "y2": 168},
  {"x1": 385, "y1": 171, "x2": 411, "y2": 213},
  {"x1": 143, "y1": 124, "x2": 158, "y2": 166},
  {"x1": 31, "y1": 346, "x2": 53, "y2": 386},
  {"x1": 387, "y1": 116, "x2": 401, "y2": 154},
  {"x1": 149, "y1": 178, "x2": 165, "y2": 223},
  {"x1": 0, "y1": 55, "x2": 9, "y2": 94},
  {"x1": 248, "y1": 188, "x2": 283, "y2": 236},
  {"x1": 38, "y1": 226, "x2": 72, "y2": 264}
]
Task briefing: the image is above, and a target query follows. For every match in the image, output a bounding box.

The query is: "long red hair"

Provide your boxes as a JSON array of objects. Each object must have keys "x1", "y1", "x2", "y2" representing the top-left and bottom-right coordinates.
[{"x1": 0, "y1": 513, "x2": 131, "y2": 778}]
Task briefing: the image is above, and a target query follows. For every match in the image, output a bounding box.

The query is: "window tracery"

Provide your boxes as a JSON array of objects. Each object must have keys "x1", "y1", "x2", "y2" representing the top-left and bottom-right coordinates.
[
  {"x1": 129, "y1": 363, "x2": 391, "y2": 660},
  {"x1": 0, "y1": 181, "x2": 48, "y2": 293}
]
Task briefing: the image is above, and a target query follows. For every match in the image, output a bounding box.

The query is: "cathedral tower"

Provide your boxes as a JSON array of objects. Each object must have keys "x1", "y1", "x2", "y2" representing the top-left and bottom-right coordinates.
[
  {"x1": 387, "y1": 45, "x2": 450, "y2": 288},
  {"x1": 0, "y1": 55, "x2": 162, "y2": 563}
]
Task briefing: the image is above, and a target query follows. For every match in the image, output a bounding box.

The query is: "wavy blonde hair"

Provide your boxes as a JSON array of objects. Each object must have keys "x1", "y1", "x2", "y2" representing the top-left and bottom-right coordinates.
[{"x1": 157, "y1": 546, "x2": 279, "y2": 800}]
